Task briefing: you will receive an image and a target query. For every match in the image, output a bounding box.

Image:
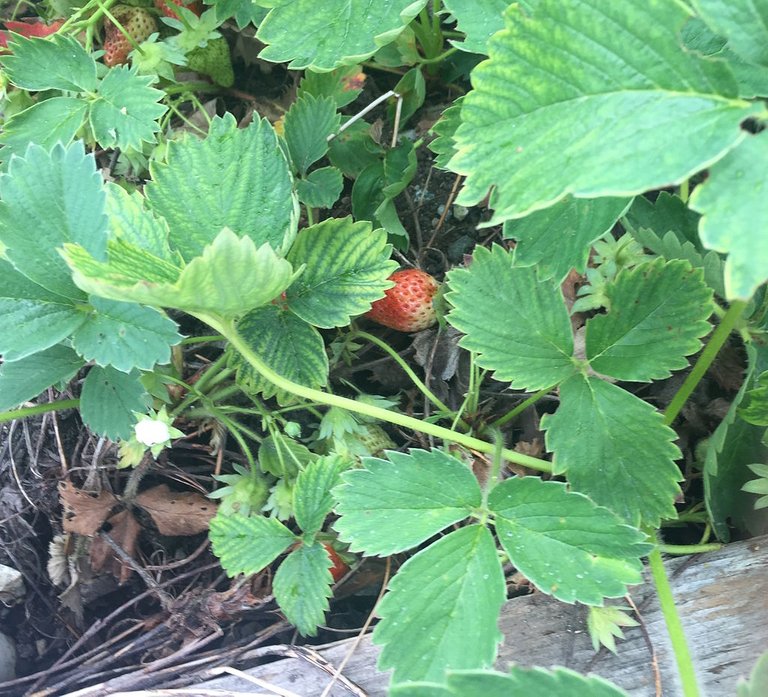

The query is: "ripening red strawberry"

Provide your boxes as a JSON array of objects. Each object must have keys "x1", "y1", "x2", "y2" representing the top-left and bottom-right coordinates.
[
  {"x1": 155, "y1": 0, "x2": 203, "y2": 19},
  {"x1": 366, "y1": 269, "x2": 439, "y2": 332},
  {"x1": 0, "y1": 18, "x2": 63, "y2": 52},
  {"x1": 103, "y1": 6, "x2": 156, "y2": 67}
]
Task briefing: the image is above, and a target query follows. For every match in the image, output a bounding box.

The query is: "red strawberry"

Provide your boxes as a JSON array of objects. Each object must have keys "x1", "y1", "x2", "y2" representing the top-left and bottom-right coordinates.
[
  {"x1": 0, "y1": 18, "x2": 63, "y2": 52},
  {"x1": 324, "y1": 544, "x2": 349, "y2": 583},
  {"x1": 366, "y1": 269, "x2": 439, "y2": 332},
  {"x1": 103, "y1": 6, "x2": 156, "y2": 67},
  {"x1": 155, "y1": 0, "x2": 203, "y2": 19}
]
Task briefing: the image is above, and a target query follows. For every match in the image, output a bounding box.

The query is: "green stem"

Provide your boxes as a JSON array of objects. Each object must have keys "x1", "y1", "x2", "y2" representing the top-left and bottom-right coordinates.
[
  {"x1": 180, "y1": 334, "x2": 225, "y2": 345},
  {"x1": 488, "y1": 387, "x2": 552, "y2": 430},
  {"x1": 351, "y1": 330, "x2": 466, "y2": 428},
  {"x1": 679, "y1": 179, "x2": 690, "y2": 203},
  {"x1": 0, "y1": 399, "x2": 80, "y2": 424},
  {"x1": 656, "y1": 543, "x2": 722, "y2": 555},
  {"x1": 201, "y1": 314, "x2": 553, "y2": 473},
  {"x1": 664, "y1": 300, "x2": 748, "y2": 425},
  {"x1": 647, "y1": 543, "x2": 700, "y2": 697},
  {"x1": 418, "y1": 47, "x2": 458, "y2": 66}
]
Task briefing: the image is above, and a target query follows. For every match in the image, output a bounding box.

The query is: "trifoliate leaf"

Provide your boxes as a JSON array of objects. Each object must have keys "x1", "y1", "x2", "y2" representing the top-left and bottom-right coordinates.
[
  {"x1": 285, "y1": 217, "x2": 397, "y2": 328},
  {"x1": 282, "y1": 94, "x2": 340, "y2": 175},
  {"x1": 80, "y1": 366, "x2": 151, "y2": 440},
  {"x1": 293, "y1": 456, "x2": 347, "y2": 536},
  {"x1": 586, "y1": 259, "x2": 713, "y2": 382},
  {"x1": 89, "y1": 67, "x2": 167, "y2": 151},
  {"x1": 0, "y1": 142, "x2": 107, "y2": 300},
  {"x1": 689, "y1": 130, "x2": 768, "y2": 300},
  {"x1": 71, "y1": 297, "x2": 181, "y2": 372},
  {"x1": 446, "y1": 245, "x2": 575, "y2": 390},
  {"x1": 273, "y1": 541, "x2": 333, "y2": 636},
  {"x1": 1, "y1": 34, "x2": 97, "y2": 92},
  {"x1": 587, "y1": 605, "x2": 639, "y2": 654},
  {"x1": 450, "y1": 1, "x2": 759, "y2": 223},
  {"x1": 146, "y1": 114, "x2": 298, "y2": 260},
  {"x1": 504, "y1": 196, "x2": 632, "y2": 282},
  {"x1": 64, "y1": 228, "x2": 295, "y2": 319},
  {"x1": 543, "y1": 375, "x2": 682, "y2": 526},
  {"x1": 0, "y1": 259, "x2": 87, "y2": 361},
  {"x1": 295, "y1": 166, "x2": 343, "y2": 209},
  {"x1": 373, "y1": 525, "x2": 505, "y2": 683},
  {"x1": 0, "y1": 97, "x2": 88, "y2": 163},
  {"x1": 692, "y1": 0, "x2": 768, "y2": 67},
  {"x1": 490, "y1": 477, "x2": 649, "y2": 604},
  {"x1": 333, "y1": 449, "x2": 481, "y2": 556},
  {"x1": 257, "y1": 0, "x2": 427, "y2": 70},
  {"x1": 442, "y1": 0, "x2": 508, "y2": 54},
  {"x1": 231, "y1": 304, "x2": 328, "y2": 402},
  {"x1": 0, "y1": 345, "x2": 83, "y2": 411},
  {"x1": 209, "y1": 513, "x2": 297, "y2": 576},
  {"x1": 390, "y1": 666, "x2": 630, "y2": 697}
]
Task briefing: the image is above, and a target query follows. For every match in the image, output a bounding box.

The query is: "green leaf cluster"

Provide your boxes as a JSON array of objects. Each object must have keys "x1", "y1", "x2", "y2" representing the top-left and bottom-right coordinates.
[
  {"x1": 447, "y1": 246, "x2": 714, "y2": 526},
  {"x1": 333, "y1": 448, "x2": 651, "y2": 683},
  {"x1": 0, "y1": 35, "x2": 167, "y2": 163},
  {"x1": 209, "y1": 455, "x2": 348, "y2": 634}
]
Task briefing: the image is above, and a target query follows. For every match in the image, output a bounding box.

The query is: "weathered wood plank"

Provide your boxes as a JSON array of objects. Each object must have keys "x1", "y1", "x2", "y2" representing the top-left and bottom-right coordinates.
[{"x1": 198, "y1": 536, "x2": 768, "y2": 696}]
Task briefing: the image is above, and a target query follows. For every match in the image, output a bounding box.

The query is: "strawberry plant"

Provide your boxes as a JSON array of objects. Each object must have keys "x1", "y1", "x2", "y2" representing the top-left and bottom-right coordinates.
[{"x1": 0, "y1": 0, "x2": 767, "y2": 695}]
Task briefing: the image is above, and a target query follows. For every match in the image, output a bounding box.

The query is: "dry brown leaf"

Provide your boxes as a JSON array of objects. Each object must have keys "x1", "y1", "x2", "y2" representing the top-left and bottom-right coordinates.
[
  {"x1": 134, "y1": 484, "x2": 217, "y2": 536},
  {"x1": 89, "y1": 510, "x2": 141, "y2": 584},
  {"x1": 59, "y1": 481, "x2": 118, "y2": 536}
]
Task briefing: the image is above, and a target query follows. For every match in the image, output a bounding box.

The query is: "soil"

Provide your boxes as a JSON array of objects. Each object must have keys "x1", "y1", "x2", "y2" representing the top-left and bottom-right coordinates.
[{"x1": 0, "y1": 35, "x2": 752, "y2": 697}]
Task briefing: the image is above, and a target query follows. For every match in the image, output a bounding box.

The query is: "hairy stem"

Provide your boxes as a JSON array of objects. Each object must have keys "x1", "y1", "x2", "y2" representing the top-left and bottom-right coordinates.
[
  {"x1": 0, "y1": 398, "x2": 80, "y2": 424},
  {"x1": 202, "y1": 314, "x2": 553, "y2": 473}
]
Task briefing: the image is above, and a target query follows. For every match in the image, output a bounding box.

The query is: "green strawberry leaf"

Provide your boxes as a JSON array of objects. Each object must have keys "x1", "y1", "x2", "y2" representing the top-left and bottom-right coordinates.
[
  {"x1": 295, "y1": 166, "x2": 343, "y2": 209},
  {"x1": 585, "y1": 259, "x2": 714, "y2": 382},
  {"x1": 79, "y1": 366, "x2": 151, "y2": 440},
  {"x1": 333, "y1": 449, "x2": 481, "y2": 556},
  {"x1": 0, "y1": 34, "x2": 97, "y2": 92},
  {"x1": 504, "y1": 196, "x2": 632, "y2": 283},
  {"x1": 704, "y1": 342, "x2": 768, "y2": 540},
  {"x1": 293, "y1": 455, "x2": 347, "y2": 537},
  {"x1": 231, "y1": 304, "x2": 328, "y2": 402},
  {"x1": 450, "y1": 1, "x2": 759, "y2": 223},
  {"x1": 692, "y1": 0, "x2": 768, "y2": 67},
  {"x1": 446, "y1": 245, "x2": 575, "y2": 390},
  {"x1": 282, "y1": 94, "x2": 340, "y2": 176},
  {"x1": 71, "y1": 297, "x2": 181, "y2": 372},
  {"x1": 104, "y1": 184, "x2": 177, "y2": 263},
  {"x1": 0, "y1": 97, "x2": 88, "y2": 163},
  {"x1": 209, "y1": 513, "x2": 298, "y2": 576},
  {"x1": 0, "y1": 142, "x2": 107, "y2": 300},
  {"x1": 373, "y1": 525, "x2": 505, "y2": 683},
  {"x1": 624, "y1": 192, "x2": 702, "y2": 249},
  {"x1": 428, "y1": 96, "x2": 463, "y2": 170},
  {"x1": 0, "y1": 345, "x2": 83, "y2": 411},
  {"x1": 146, "y1": 114, "x2": 298, "y2": 260},
  {"x1": 298, "y1": 65, "x2": 365, "y2": 108},
  {"x1": 285, "y1": 217, "x2": 397, "y2": 328},
  {"x1": 442, "y1": 0, "x2": 508, "y2": 54},
  {"x1": 489, "y1": 477, "x2": 650, "y2": 604},
  {"x1": 738, "y1": 652, "x2": 768, "y2": 697},
  {"x1": 0, "y1": 259, "x2": 87, "y2": 361},
  {"x1": 257, "y1": 0, "x2": 427, "y2": 70},
  {"x1": 543, "y1": 375, "x2": 682, "y2": 526},
  {"x1": 273, "y1": 541, "x2": 334, "y2": 636},
  {"x1": 64, "y1": 228, "x2": 295, "y2": 319},
  {"x1": 89, "y1": 66, "x2": 167, "y2": 151},
  {"x1": 389, "y1": 666, "x2": 630, "y2": 697},
  {"x1": 689, "y1": 130, "x2": 768, "y2": 300}
]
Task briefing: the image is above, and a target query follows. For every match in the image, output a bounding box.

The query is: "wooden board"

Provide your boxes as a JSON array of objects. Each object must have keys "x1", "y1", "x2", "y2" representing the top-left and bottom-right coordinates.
[{"x1": 197, "y1": 536, "x2": 768, "y2": 696}]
